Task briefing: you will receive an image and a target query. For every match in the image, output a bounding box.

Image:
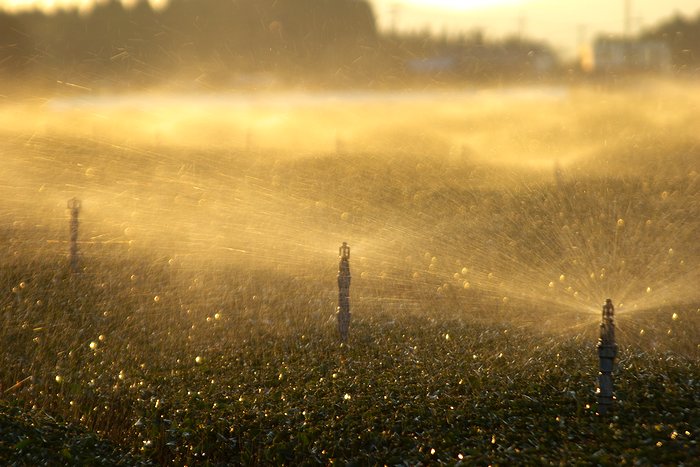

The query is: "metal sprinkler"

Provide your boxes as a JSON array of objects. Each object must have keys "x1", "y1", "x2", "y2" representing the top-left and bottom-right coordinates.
[
  {"x1": 337, "y1": 242, "x2": 351, "y2": 343},
  {"x1": 597, "y1": 298, "x2": 618, "y2": 415},
  {"x1": 67, "y1": 198, "x2": 81, "y2": 273}
]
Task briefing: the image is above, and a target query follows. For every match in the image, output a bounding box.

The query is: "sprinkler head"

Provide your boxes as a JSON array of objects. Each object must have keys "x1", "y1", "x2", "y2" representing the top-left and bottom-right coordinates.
[
  {"x1": 603, "y1": 298, "x2": 614, "y2": 321},
  {"x1": 67, "y1": 198, "x2": 81, "y2": 210},
  {"x1": 339, "y1": 242, "x2": 350, "y2": 260}
]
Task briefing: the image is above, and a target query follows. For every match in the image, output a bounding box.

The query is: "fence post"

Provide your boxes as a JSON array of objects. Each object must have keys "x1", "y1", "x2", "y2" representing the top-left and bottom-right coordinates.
[
  {"x1": 597, "y1": 298, "x2": 618, "y2": 415},
  {"x1": 68, "y1": 198, "x2": 81, "y2": 273},
  {"x1": 337, "y1": 242, "x2": 351, "y2": 343}
]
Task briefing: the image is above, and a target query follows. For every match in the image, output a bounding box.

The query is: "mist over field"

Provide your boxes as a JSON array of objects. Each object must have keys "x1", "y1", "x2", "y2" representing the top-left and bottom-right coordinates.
[{"x1": 1, "y1": 0, "x2": 700, "y2": 464}]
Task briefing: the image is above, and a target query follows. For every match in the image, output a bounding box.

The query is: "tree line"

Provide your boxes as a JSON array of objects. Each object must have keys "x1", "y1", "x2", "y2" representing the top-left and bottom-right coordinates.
[
  {"x1": 0, "y1": 0, "x2": 378, "y2": 87},
  {"x1": 1, "y1": 0, "x2": 698, "y2": 90}
]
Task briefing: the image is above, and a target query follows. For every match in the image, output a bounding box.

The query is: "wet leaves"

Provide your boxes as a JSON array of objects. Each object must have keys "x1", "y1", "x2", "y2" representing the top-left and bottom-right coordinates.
[
  {"x1": 3, "y1": 302, "x2": 698, "y2": 464},
  {"x1": 0, "y1": 400, "x2": 150, "y2": 465}
]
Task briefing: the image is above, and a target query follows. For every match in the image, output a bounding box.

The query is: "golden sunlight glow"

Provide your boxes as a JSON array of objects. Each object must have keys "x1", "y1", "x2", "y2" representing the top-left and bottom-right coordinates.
[
  {"x1": 401, "y1": 0, "x2": 527, "y2": 11},
  {"x1": 0, "y1": 0, "x2": 169, "y2": 13}
]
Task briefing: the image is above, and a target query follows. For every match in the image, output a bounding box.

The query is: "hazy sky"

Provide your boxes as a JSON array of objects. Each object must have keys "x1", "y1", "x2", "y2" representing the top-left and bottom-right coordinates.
[
  {"x1": 2, "y1": 0, "x2": 699, "y2": 58},
  {"x1": 371, "y1": 0, "x2": 700, "y2": 58}
]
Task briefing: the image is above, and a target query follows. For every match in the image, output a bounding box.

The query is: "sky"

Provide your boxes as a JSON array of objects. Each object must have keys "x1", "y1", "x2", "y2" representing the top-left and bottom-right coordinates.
[
  {"x1": 1, "y1": 0, "x2": 699, "y2": 58},
  {"x1": 371, "y1": 0, "x2": 700, "y2": 58}
]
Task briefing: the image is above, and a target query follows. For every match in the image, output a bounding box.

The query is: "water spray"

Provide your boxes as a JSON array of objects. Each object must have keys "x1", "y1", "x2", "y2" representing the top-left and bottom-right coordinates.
[
  {"x1": 337, "y1": 242, "x2": 351, "y2": 343},
  {"x1": 597, "y1": 298, "x2": 618, "y2": 415},
  {"x1": 67, "y1": 198, "x2": 81, "y2": 273}
]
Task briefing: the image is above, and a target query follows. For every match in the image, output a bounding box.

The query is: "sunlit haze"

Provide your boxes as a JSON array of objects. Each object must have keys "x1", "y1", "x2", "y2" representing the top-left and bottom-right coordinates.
[{"x1": 372, "y1": 0, "x2": 700, "y2": 57}]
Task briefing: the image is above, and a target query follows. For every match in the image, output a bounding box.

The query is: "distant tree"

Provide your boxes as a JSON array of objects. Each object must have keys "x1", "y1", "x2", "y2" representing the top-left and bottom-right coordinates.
[
  {"x1": 0, "y1": 13, "x2": 34, "y2": 75},
  {"x1": 642, "y1": 11, "x2": 700, "y2": 71}
]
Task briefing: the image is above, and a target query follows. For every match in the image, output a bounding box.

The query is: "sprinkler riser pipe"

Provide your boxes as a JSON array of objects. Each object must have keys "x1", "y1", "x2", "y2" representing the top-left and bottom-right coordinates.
[
  {"x1": 68, "y1": 198, "x2": 81, "y2": 274},
  {"x1": 337, "y1": 242, "x2": 351, "y2": 343},
  {"x1": 597, "y1": 298, "x2": 618, "y2": 415}
]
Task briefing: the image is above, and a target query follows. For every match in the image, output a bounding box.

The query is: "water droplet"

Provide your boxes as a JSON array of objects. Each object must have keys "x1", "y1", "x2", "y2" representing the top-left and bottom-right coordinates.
[
  {"x1": 195, "y1": 356, "x2": 203, "y2": 364},
  {"x1": 461, "y1": 267, "x2": 468, "y2": 275},
  {"x1": 616, "y1": 218, "x2": 625, "y2": 227},
  {"x1": 646, "y1": 287, "x2": 652, "y2": 293},
  {"x1": 463, "y1": 281, "x2": 470, "y2": 289},
  {"x1": 98, "y1": 335, "x2": 105, "y2": 341},
  {"x1": 89, "y1": 341, "x2": 97, "y2": 350},
  {"x1": 672, "y1": 312, "x2": 679, "y2": 321},
  {"x1": 55, "y1": 375, "x2": 63, "y2": 383},
  {"x1": 559, "y1": 274, "x2": 565, "y2": 282},
  {"x1": 430, "y1": 448, "x2": 436, "y2": 455},
  {"x1": 668, "y1": 248, "x2": 675, "y2": 255},
  {"x1": 661, "y1": 191, "x2": 669, "y2": 200},
  {"x1": 343, "y1": 393, "x2": 351, "y2": 400},
  {"x1": 640, "y1": 329, "x2": 645, "y2": 335},
  {"x1": 548, "y1": 281, "x2": 555, "y2": 288},
  {"x1": 445, "y1": 333, "x2": 450, "y2": 340}
]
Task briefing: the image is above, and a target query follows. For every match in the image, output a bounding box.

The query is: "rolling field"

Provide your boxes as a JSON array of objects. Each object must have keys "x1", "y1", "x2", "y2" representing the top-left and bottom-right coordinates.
[{"x1": 1, "y1": 80, "x2": 699, "y2": 464}]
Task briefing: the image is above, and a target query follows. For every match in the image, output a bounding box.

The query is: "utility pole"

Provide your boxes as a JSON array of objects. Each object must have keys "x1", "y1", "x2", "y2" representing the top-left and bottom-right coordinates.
[
  {"x1": 390, "y1": 2, "x2": 402, "y2": 36},
  {"x1": 624, "y1": 0, "x2": 632, "y2": 39},
  {"x1": 517, "y1": 13, "x2": 527, "y2": 41}
]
